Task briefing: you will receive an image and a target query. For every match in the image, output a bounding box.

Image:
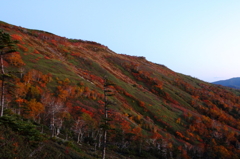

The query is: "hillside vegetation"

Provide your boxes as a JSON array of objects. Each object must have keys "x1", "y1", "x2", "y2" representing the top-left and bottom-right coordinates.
[{"x1": 1, "y1": 21, "x2": 240, "y2": 158}]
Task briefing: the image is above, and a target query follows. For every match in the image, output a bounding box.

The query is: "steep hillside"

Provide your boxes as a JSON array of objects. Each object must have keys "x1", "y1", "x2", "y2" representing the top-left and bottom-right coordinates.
[
  {"x1": 1, "y1": 21, "x2": 240, "y2": 158},
  {"x1": 213, "y1": 77, "x2": 240, "y2": 89}
]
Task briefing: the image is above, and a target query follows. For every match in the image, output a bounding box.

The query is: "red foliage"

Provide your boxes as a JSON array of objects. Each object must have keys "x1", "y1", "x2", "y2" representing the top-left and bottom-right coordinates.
[
  {"x1": 33, "y1": 49, "x2": 40, "y2": 54},
  {"x1": 17, "y1": 44, "x2": 28, "y2": 52},
  {"x1": 44, "y1": 56, "x2": 50, "y2": 60},
  {"x1": 81, "y1": 108, "x2": 93, "y2": 117},
  {"x1": 51, "y1": 39, "x2": 57, "y2": 46}
]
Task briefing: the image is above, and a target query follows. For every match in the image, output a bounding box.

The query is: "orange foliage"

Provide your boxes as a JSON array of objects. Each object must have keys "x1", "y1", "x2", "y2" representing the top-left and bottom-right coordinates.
[
  {"x1": 139, "y1": 101, "x2": 145, "y2": 107},
  {"x1": 25, "y1": 98, "x2": 44, "y2": 119},
  {"x1": 14, "y1": 82, "x2": 29, "y2": 99},
  {"x1": 11, "y1": 34, "x2": 22, "y2": 41},
  {"x1": 176, "y1": 131, "x2": 184, "y2": 138},
  {"x1": 15, "y1": 98, "x2": 25, "y2": 103},
  {"x1": 6, "y1": 52, "x2": 25, "y2": 67},
  {"x1": 57, "y1": 86, "x2": 69, "y2": 101}
]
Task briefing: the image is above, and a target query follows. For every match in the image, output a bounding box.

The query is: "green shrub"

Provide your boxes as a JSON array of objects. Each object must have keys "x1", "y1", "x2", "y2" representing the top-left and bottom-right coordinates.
[{"x1": 0, "y1": 115, "x2": 43, "y2": 142}]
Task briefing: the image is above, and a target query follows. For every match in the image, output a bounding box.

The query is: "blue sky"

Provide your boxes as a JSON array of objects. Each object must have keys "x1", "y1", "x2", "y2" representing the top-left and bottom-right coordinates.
[{"x1": 1, "y1": 1, "x2": 240, "y2": 82}]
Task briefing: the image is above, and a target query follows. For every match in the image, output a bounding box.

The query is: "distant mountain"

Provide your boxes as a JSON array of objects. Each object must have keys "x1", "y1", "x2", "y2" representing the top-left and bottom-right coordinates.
[{"x1": 212, "y1": 77, "x2": 240, "y2": 89}]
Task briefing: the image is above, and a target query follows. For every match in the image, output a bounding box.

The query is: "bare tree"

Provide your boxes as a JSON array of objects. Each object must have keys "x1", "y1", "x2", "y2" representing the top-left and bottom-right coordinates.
[
  {"x1": 72, "y1": 118, "x2": 85, "y2": 144},
  {"x1": 41, "y1": 93, "x2": 65, "y2": 137},
  {"x1": 49, "y1": 99, "x2": 64, "y2": 137}
]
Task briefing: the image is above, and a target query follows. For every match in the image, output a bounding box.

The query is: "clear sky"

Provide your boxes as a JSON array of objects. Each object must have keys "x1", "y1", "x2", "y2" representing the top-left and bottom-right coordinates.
[{"x1": 1, "y1": 1, "x2": 240, "y2": 82}]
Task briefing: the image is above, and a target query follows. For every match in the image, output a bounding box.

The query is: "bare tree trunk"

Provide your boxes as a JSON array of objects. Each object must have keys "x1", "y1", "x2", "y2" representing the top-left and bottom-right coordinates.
[
  {"x1": 29, "y1": 143, "x2": 45, "y2": 158},
  {"x1": 0, "y1": 54, "x2": 4, "y2": 74},
  {"x1": 77, "y1": 131, "x2": 81, "y2": 144},
  {"x1": 98, "y1": 130, "x2": 102, "y2": 148},
  {"x1": 0, "y1": 75, "x2": 4, "y2": 117},
  {"x1": 18, "y1": 102, "x2": 21, "y2": 115},
  {"x1": 102, "y1": 129, "x2": 107, "y2": 159},
  {"x1": 0, "y1": 54, "x2": 5, "y2": 117},
  {"x1": 65, "y1": 133, "x2": 68, "y2": 140},
  {"x1": 56, "y1": 128, "x2": 60, "y2": 136},
  {"x1": 51, "y1": 111, "x2": 55, "y2": 137},
  {"x1": 51, "y1": 126, "x2": 55, "y2": 137}
]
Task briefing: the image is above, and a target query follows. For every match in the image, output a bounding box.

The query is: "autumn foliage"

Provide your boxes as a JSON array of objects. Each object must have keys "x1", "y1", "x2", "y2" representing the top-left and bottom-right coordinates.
[{"x1": 0, "y1": 21, "x2": 240, "y2": 158}]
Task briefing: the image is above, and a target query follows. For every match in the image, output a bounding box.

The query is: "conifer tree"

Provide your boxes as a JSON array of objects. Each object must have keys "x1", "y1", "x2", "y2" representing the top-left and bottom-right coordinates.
[
  {"x1": 102, "y1": 76, "x2": 115, "y2": 159},
  {"x1": 0, "y1": 30, "x2": 17, "y2": 116}
]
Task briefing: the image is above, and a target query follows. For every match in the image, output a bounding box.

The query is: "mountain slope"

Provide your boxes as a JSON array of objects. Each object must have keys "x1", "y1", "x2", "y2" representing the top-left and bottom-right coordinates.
[
  {"x1": 1, "y1": 20, "x2": 240, "y2": 158},
  {"x1": 213, "y1": 77, "x2": 240, "y2": 89}
]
